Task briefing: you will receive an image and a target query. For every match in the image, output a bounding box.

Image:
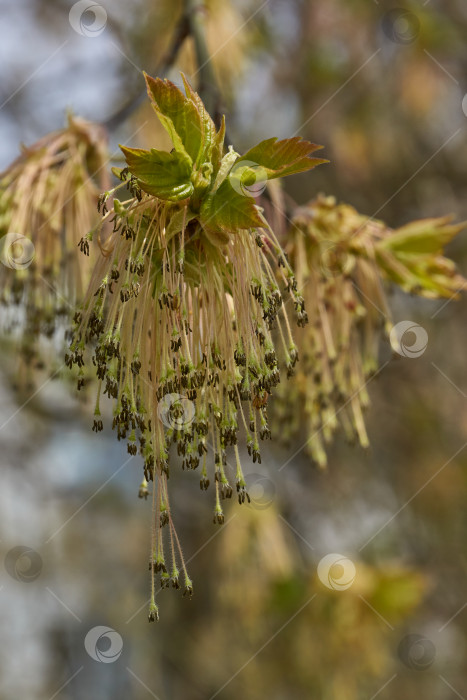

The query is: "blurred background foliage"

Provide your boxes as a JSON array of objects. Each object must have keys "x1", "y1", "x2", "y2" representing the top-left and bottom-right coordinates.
[{"x1": 1, "y1": 0, "x2": 467, "y2": 698}]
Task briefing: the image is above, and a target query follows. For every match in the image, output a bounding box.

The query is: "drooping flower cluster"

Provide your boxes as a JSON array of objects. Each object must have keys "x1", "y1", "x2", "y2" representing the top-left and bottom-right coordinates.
[
  {"x1": 273, "y1": 194, "x2": 466, "y2": 466},
  {"x1": 67, "y1": 73, "x2": 326, "y2": 620},
  {"x1": 0, "y1": 115, "x2": 109, "y2": 386}
]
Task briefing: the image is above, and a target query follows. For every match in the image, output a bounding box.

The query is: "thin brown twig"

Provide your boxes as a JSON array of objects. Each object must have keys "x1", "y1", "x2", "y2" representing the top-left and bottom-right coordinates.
[{"x1": 104, "y1": 12, "x2": 190, "y2": 131}]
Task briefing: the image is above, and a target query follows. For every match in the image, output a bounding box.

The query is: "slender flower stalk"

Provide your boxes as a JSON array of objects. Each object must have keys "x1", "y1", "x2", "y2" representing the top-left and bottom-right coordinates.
[
  {"x1": 68, "y1": 73, "x2": 326, "y2": 619},
  {"x1": 275, "y1": 194, "x2": 466, "y2": 466}
]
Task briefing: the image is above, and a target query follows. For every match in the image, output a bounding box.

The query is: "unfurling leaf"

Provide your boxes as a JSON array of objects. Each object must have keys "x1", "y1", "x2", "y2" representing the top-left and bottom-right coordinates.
[
  {"x1": 144, "y1": 73, "x2": 205, "y2": 166},
  {"x1": 180, "y1": 73, "x2": 216, "y2": 167},
  {"x1": 211, "y1": 114, "x2": 226, "y2": 176}
]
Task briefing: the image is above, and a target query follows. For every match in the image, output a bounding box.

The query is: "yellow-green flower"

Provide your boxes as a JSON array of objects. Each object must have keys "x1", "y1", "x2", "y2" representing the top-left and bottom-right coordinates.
[
  {"x1": 69, "y1": 73, "x2": 326, "y2": 618},
  {"x1": 275, "y1": 194, "x2": 466, "y2": 466},
  {"x1": 0, "y1": 115, "x2": 109, "y2": 387}
]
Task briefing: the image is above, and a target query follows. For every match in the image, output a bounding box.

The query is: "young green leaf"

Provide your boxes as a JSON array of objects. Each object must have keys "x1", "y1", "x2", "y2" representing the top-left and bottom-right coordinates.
[
  {"x1": 200, "y1": 178, "x2": 263, "y2": 235},
  {"x1": 120, "y1": 146, "x2": 193, "y2": 201},
  {"x1": 211, "y1": 115, "x2": 226, "y2": 176},
  {"x1": 181, "y1": 73, "x2": 216, "y2": 168},
  {"x1": 165, "y1": 207, "x2": 197, "y2": 240},
  {"x1": 144, "y1": 73, "x2": 204, "y2": 166},
  {"x1": 237, "y1": 136, "x2": 328, "y2": 180}
]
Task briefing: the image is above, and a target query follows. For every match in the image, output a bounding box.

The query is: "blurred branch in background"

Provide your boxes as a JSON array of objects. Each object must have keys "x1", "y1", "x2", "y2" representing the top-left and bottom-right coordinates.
[{"x1": 104, "y1": 9, "x2": 190, "y2": 132}]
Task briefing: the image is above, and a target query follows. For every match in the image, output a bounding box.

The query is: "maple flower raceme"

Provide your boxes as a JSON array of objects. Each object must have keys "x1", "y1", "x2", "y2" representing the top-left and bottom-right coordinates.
[
  {"x1": 0, "y1": 115, "x2": 109, "y2": 386},
  {"x1": 274, "y1": 194, "x2": 466, "y2": 466},
  {"x1": 68, "y1": 73, "x2": 327, "y2": 620}
]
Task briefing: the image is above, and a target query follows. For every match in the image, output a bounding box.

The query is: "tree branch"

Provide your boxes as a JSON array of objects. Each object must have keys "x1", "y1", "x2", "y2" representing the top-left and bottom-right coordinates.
[
  {"x1": 104, "y1": 12, "x2": 190, "y2": 131},
  {"x1": 185, "y1": 0, "x2": 224, "y2": 129},
  {"x1": 104, "y1": 1, "x2": 227, "y2": 135}
]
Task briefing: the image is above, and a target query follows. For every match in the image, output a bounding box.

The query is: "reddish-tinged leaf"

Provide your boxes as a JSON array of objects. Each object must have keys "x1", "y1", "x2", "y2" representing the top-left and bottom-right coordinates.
[
  {"x1": 144, "y1": 73, "x2": 204, "y2": 166},
  {"x1": 238, "y1": 136, "x2": 328, "y2": 179}
]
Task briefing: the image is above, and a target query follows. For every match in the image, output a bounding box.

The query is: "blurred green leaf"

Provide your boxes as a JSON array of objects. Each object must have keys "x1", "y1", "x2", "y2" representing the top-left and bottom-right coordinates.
[{"x1": 378, "y1": 217, "x2": 465, "y2": 255}]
